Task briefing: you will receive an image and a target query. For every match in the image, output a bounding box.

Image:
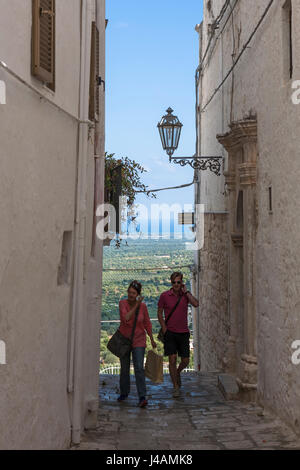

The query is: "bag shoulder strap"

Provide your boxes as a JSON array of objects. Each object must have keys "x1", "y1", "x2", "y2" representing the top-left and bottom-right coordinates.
[
  {"x1": 165, "y1": 295, "x2": 183, "y2": 325},
  {"x1": 130, "y1": 304, "x2": 140, "y2": 343}
]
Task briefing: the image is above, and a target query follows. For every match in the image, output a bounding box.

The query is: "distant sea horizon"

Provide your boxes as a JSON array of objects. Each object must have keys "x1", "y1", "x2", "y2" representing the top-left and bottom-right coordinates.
[
  {"x1": 113, "y1": 232, "x2": 195, "y2": 241},
  {"x1": 121, "y1": 215, "x2": 194, "y2": 239}
]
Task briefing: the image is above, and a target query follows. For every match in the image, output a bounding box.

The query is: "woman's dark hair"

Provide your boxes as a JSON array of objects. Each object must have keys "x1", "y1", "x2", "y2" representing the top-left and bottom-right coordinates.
[
  {"x1": 170, "y1": 272, "x2": 183, "y2": 282},
  {"x1": 128, "y1": 280, "x2": 142, "y2": 295}
]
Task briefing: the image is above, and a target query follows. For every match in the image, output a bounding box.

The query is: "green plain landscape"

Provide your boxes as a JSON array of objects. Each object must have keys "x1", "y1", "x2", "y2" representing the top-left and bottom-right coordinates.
[
  {"x1": 102, "y1": 236, "x2": 194, "y2": 333},
  {"x1": 100, "y1": 236, "x2": 195, "y2": 367}
]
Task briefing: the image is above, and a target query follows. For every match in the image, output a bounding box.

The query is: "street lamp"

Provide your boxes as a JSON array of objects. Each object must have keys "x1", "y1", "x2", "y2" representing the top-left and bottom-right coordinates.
[
  {"x1": 157, "y1": 107, "x2": 183, "y2": 158},
  {"x1": 157, "y1": 107, "x2": 223, "y2": 176}
]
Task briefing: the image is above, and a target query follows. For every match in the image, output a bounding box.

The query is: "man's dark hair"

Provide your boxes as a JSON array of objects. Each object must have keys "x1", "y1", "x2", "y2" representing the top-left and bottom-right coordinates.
[
  {"x1": 128, "y1": 280, "x2": 142, "y2": 295},
  {"x1": 170, "y1": 272, "x2": 183, "y2": 282}
]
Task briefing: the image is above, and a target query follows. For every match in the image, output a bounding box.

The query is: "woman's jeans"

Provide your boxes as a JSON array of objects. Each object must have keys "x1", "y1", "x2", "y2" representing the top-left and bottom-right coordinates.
[{"x1": 120, "y1": 347, "x2": 146, "y2": 399}]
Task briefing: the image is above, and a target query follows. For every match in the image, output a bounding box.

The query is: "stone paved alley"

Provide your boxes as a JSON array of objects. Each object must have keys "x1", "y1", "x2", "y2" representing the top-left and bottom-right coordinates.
[{"x1": 74, "y1": 372, "x2": 300, "y2": 450}]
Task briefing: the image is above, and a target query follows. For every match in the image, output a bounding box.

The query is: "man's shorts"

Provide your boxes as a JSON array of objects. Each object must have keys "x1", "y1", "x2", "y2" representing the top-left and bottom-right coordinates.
[{"x1": 164, "y1": 330, "x2": 190, "y2": 358}]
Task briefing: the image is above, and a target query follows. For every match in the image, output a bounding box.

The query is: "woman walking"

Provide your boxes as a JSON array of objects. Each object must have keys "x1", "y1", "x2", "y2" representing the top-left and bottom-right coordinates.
[{"x1": 118, "y1": 280, "x2": 156, "y2": 407}]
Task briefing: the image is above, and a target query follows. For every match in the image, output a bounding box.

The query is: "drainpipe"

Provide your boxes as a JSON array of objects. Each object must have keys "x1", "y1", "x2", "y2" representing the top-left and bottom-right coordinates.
[
  {"x1": 190, "y1": 266, "x2": 197, "y2": 370},
  {"x1": 194, "y1": 22, "x2": 203, "y2": 372},
  {"x1": 83, "y1": 0, "x2": 106, "y2": 430},
  {"x1": 70, "y1": 0, "x2": 92, "y2": 445}
]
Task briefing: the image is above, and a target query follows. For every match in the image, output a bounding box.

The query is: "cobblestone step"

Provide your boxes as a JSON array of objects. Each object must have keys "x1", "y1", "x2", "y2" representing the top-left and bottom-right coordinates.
[{"x1": 73, "y1": 372, "x2": 300, "y2": 451}]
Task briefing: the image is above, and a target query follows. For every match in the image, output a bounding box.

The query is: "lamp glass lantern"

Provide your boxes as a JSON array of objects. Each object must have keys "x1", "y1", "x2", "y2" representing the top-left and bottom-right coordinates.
[
  {"x1": 157, "y1": 107, "x2": 183, "y2": 159},
  {"x1": 157, "y1": 107, "x2": 223, "y2": 176}
]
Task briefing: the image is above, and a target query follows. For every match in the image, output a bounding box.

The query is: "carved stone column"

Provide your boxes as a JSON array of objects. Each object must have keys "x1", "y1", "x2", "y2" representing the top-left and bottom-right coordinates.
[
  {"x1": 237, "y1": 128, "x2": 258, "y2": 401},
  {"x1": 217, "y1": 119, "x2": 258, "y2": 402},
  {"x1": 216, "y1": 134, "x2": 239, "y2": 375}
]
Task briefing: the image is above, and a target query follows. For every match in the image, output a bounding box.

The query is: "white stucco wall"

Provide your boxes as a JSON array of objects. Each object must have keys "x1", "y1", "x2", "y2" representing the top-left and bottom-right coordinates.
[
  {"x1": 197, "y1": 0, "x2": 300, "y2": 432},
  {"x1": 0, "y1": 0, "x2": 105, "y2": 449}
]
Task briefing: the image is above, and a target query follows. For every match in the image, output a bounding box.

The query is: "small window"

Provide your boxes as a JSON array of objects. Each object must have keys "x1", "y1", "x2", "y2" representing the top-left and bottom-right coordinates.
[
  {"x1": 57, "y1": 231, "x2": 73, "y2": 285},
  {"x1": 282, "y1": 0, "x2": 293, "y2": 80},
  {"x1": 32, "y1": 0, "x2": 56, "y2": 90},
  {"x1": 89, "y1": 22, "x2": 100, "y2": 121},
  {"x1": 268, "y1": 186, "x2": 273, "y2": 213}
]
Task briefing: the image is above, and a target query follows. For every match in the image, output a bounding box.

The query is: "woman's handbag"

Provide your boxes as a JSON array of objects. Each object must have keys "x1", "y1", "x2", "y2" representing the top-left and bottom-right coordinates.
[
  {"x1": 145, "y1": 349, "x2": 163, "y2": 384},
  {"x1": 107, "y1": 305, "x2": 140, "y2": 358},
  {"x1": 157, "y1": 295, "x2": 183, "y2": 343}
]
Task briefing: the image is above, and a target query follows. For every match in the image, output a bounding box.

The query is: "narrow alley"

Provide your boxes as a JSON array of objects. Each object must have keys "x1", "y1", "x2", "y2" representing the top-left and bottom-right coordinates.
[
  {"x1": 75, "y1": 372, "x2": 300, "y2": 451},
  {"x1": 1, "y1": 0, "x2": 300, "y2": 451}
]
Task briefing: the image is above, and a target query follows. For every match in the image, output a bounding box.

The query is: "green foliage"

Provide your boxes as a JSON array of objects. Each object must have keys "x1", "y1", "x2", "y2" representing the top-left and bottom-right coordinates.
[
  {"x1": 105, "y1": 152, "x2": 156, "y2": 207},
  {"x1": 102, "y1": 238, "x2": 193, "y2": 329},
  {"x1": 100, "y1": 238, "x2": 195, "y2": 370}
]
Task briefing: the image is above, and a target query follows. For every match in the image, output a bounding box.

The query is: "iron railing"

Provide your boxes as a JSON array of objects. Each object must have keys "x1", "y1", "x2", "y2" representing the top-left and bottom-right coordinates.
[{"x1": 100, "y1": 364, "x2": 196, "y2": 375}]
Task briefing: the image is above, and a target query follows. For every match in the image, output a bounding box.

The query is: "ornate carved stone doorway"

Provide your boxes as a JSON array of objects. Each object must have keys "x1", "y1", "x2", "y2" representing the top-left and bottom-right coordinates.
[{"x1": 217, "y1": 119, "x2": 258, "y2": 401}]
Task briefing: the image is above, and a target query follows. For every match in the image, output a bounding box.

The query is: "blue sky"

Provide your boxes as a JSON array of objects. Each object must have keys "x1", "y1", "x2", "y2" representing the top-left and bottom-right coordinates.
[{"x1": 105, "y1": 1, "x2": 203, "y2": 232}]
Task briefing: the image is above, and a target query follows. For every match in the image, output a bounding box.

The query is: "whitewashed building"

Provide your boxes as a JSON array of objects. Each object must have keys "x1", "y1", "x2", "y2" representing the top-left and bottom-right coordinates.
[
  {"x1": 0, "y1": 0, "x2": 106, "y2": 448},
  {"x1": 194, "y1": 0, "x2": 300, "y2": 434}
]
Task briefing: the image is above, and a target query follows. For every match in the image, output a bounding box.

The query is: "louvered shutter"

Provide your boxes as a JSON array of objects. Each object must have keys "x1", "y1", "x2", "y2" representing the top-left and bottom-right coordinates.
[
  {"x1": 95, "y1": 25, "x2": 100, "y2": 119},
  {"x1": 32, "y1": 0, "x2": 55, "y2": 85},
  {"x1": 89, "y1": 22, "x2": 100, "y2": 121}
]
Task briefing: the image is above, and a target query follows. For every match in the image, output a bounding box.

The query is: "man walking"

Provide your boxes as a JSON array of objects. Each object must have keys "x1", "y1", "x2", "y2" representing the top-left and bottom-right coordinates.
[{"x1": 157, "y1": 272, "x2": 199, "y2": 398}]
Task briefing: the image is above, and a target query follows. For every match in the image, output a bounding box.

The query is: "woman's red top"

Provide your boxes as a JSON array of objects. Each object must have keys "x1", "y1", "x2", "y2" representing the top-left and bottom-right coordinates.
[{"x1": 119, "y1": 299, "x2": 152, "y2": 348}]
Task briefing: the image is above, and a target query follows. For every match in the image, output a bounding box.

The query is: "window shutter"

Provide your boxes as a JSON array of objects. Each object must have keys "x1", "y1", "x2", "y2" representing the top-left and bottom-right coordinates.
[
  {"x1": 95, "y1": 25, "x2": 100, "y2": 119},
  {"x1": 32, "y1": 0, "x2": 55, "y2": 85},
  {"x1": 89, "y1": 22, "x2": 100, "y2": 122}
]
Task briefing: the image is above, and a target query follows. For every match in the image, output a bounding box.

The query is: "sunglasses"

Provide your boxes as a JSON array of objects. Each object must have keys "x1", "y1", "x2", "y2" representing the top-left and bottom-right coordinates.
[{"x1": 172, "y1": 281, "x2": 182, "y2": 285}]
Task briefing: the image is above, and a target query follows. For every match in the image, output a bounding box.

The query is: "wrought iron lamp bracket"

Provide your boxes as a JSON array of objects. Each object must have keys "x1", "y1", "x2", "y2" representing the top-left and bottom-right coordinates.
[{"x1": 169, "y1": 155, "x2": 223, "y2": 176}]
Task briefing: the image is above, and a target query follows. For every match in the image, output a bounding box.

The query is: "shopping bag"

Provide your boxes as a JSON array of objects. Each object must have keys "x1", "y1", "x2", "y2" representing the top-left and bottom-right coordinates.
[{"x1": 144, "y1": 349, "x2": 164, "y2": 384}]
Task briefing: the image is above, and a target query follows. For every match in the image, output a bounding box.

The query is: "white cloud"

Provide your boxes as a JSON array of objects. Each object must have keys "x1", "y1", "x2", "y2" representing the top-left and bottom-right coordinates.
[{"x1": 152, "y1": 158, "x2": 176, "y2": 173}]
